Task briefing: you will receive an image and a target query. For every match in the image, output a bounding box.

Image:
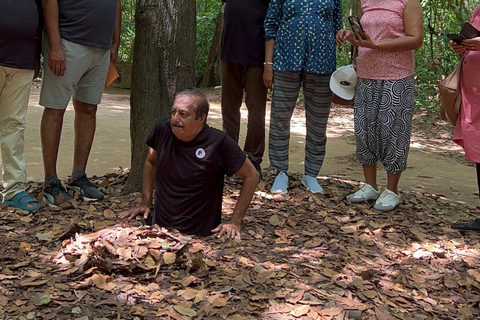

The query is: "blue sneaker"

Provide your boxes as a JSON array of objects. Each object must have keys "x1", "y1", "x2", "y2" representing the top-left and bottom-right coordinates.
[
  {"x1": 271, "y1": 171, "x2": 288, "y2": 194},
  {"x1": 301, "y1": 175, "x2": 323, "y2": 194}
]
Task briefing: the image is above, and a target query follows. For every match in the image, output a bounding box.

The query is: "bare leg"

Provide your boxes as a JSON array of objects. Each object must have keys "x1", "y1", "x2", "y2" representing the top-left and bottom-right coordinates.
[
  {"x1": 72, "y1": 99, "x2": 97, "y2": 173},
  {"x1": 386, "y1": 172, "x2": 401, "y2": 194},
  {"x1": 363, "y1": 164, "x2": 378, "y2": 190},
  {"x1": 41, "y1": 108, "x2": 66, "y2": 178}
]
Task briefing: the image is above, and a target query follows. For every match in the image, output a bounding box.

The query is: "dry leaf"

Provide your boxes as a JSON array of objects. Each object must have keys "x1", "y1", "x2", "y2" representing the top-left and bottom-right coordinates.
[
  {"x1": 212, "y1": 297, "x2": 228, "y2": 307},
  {"x1": 103, "y1": 209, "x2": 116, "y2": 218},
  {"x1": 291, "y1": 305, "x2": 310, "y2": 317},
  {"x1": 182, "y1": 289, "x2": 198, "y2": 301},
  {"x1": 268, "y1": 214, "x2": 282, "y2": 226},
  {"x1": 36, "y1": 233, "x2": 54, "y2": 241},
  {"x1": 173, "y1": 305, "x2": 197, "y2": 317},
  {"x1": 33, "y1": 293, "x2": 51, "y2": 306},
  {"x1": 320, "y1": 307, "x2": 343, "y2": 316},
  {"x1": 163, "y1": 252, "x2": 176, "y2": 265},
  {"x1": 144, "y1": 255, "x2": 156, "y2": 268}
]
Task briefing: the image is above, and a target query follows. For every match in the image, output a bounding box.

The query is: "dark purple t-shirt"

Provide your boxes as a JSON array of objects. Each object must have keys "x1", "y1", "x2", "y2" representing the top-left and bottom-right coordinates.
[
  {"x1": 58, "y1": 0, "x2": 117, "y2": 49},
  {"x1": 146, "y1": 119, "x2": 246, "y2": 236},
  {"x1": 220, "y1": 0, "x2": 271, "y2": 66},
  {"x1": 0, "y1": 0, "x2": 40, "y2": 70}
]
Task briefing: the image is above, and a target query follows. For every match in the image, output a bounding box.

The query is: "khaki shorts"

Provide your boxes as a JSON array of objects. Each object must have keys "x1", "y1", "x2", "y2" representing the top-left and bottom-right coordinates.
[{"x1": 40, "y1": 33, "x2": 110, "y2": 109}]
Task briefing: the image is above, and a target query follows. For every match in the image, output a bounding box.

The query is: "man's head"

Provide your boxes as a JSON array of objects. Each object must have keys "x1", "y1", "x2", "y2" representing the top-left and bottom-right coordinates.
[{"x1": 170, "y1": 87, "x2": 209, "y2": 142}]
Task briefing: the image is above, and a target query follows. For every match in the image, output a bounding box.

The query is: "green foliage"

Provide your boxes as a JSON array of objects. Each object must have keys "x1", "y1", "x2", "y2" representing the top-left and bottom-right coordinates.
[
  {"x1": 119, "y1": 0, "x2": 135, "y2": 63},
  {"x1": 413, "y1": 0, "x2": 476, "y2": 111},
  {"x1": 195, "y1": 0, "x2": 222, "y2": 82}
]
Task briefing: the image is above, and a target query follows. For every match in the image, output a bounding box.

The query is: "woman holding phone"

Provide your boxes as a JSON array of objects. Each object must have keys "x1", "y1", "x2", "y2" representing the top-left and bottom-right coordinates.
[
  {"x1": 335, "y1": 0, "x2": 423, "y2": 211},
  {"x1": 263, "y1": 0, "x2": 342, "y2": 194},
  {"x1": 450, "y1": 4, "x2": 480, "y2": 231}
]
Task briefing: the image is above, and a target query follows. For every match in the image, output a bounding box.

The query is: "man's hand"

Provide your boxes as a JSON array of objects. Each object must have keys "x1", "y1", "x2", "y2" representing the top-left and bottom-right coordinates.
[
  {"x1": 263, "y1": 65, "x2": 273, "y2": 90},
  {"x1": 48, "y1": 44, "x2": 66, "y2": 76},
  {"x1": 211, "y1": 222, "x2": 241, "y2": 241},
  {"x1": 118, "y1": 204, "x2": 151, "y2": 220},
  {"x1": 110, "y1": 45, "x2": 119, "y2": 65}
]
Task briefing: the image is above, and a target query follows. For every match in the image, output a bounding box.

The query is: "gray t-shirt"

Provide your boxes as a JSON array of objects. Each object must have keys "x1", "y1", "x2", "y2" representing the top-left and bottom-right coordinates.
[
  {"x1": 0, "y1": 0, "x2": 40, "y2": 70},
  {"x1": 58, "y1": 0, "x2": 117, "y2": 50}
]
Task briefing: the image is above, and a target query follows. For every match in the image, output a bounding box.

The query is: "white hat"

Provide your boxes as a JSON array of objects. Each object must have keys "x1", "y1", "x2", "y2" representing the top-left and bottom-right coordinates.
[{"x1": 330, "y1": 65, "x2": 357, "y2": 100}]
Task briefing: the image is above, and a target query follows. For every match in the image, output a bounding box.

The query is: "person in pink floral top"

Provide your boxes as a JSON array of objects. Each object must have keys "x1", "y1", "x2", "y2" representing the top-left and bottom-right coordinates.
[
  {"x1": 450, "y1": 4, "x2": 480, "y2": 231},
  {"x1": 336, "y1": 0, "x2": 423, "y2": 212}
]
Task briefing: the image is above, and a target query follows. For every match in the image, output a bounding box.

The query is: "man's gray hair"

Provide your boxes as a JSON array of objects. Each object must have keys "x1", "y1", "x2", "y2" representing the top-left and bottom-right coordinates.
[{"x1": 173, "y1": 87, "x2": 209, "y2": 120}]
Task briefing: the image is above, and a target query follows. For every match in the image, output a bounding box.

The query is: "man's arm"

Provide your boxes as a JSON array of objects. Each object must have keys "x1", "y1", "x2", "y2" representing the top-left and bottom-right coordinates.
[
  {"x1": 263, "y1": 40, "x2": 274, "y2": 90},
  {"x1": 110, "y1": 0, "x2": 122, "y2": 64},
  {"x1": 42, "y1": 0, "x2": 66, "y2": 76},
  {"x1": 118, "y1": 147, "x2": 157, "y2": 220},
  {"x1": 211, "y1": 158, "x2": 259, "y2": 240}
]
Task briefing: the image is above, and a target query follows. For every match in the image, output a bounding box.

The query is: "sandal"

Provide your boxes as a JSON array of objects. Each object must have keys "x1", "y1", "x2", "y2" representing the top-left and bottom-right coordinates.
[{"x1": 2, "y1": 191, "x2": 41, "y2": 212}]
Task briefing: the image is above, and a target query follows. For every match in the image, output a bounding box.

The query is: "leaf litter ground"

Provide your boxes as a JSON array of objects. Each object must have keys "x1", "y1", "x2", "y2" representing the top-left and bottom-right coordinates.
[{"x1": 1, "y1": 168, "x2": 480, "y2": 320}]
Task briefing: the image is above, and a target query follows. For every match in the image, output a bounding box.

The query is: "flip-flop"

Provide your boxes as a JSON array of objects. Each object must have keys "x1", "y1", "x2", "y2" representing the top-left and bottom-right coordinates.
[
  {"x1": 2, "y1": 191, "x2": 41, "y2": 212},
  {"x1": 452, "y1": 218, "x2": 480, "y2": 232}
]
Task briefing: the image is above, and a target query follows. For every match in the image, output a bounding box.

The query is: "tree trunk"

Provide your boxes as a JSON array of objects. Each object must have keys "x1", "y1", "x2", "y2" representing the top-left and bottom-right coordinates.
[
  {"x1": 199, "y1": 4, "x2": 224, "y2": 88},
  {"x1": 124, "y1": 0, "x2": 196, "y2": 193},
  {"x1": 343, "y1": 0, "x2": 360, "y2": 17}
]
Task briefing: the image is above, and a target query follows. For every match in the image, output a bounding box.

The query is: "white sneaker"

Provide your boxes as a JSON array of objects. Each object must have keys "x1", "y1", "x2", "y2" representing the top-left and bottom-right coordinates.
[
  {"x1": 301, "y1": 175, "x2": 323, "y2": 194},
  {"x1": 271, "y1": 171, "x2": 288, "y2": 194},
  {"x1": 347, "y1": 183, "x2": 380, "y2": 203},
  {"x1": 374, "y1": 189, "x2": 401, "y2": 212}
]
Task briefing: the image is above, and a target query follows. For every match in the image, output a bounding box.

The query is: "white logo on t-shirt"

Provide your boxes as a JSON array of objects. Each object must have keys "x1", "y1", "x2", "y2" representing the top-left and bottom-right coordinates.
[{"x1": 195, "y1": 148, "x2": 206, "y2": 159}]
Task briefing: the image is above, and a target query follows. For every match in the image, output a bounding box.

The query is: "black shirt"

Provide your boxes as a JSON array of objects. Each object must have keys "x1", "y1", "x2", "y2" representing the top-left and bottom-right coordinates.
[
  {"x1": 146, "y1": 119, "x2": 246, "y2": 236},
  {"x1": 58, "y1": 0, "x2": 117, "y2": 49},
  {"x1": 0, "y1": 0, "x2": 40, "y2": 70},
  {"x1": 220, "y1": 0, "x2": 271, "y2": 66}
]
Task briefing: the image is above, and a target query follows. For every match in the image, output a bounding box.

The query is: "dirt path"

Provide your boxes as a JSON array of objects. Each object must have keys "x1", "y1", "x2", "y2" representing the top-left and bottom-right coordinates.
[{"x1": 22, "y1": 84, "x2": 478, "y2": 205}]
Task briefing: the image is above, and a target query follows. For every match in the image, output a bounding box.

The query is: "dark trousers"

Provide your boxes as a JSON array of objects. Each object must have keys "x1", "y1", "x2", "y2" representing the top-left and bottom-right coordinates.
[{"x1": 221, "y1": 60, "x2": 267, "y2": 166}]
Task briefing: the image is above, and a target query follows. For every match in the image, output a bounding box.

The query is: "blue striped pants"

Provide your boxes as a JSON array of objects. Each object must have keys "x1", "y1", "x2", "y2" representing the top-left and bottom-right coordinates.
[{"x1": 269, "y1": 70, "x2": 332, "y2": 176}]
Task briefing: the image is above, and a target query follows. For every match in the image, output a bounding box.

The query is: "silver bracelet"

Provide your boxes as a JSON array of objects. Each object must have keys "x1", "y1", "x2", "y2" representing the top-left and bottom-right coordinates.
[{"x1": 263, "y1": 62, "x2": 273, "y2": 65}]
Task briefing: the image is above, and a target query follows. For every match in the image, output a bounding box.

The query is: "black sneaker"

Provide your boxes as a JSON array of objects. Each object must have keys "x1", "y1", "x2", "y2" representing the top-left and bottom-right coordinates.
[
  {"x1": 452, "y1": 218, "x2": 480, "y2": 231},
  {"x1": 66, "y1": 174, "x2": 104, "y2": 201},
  {"x1": 43, "y1": 179, "x2": 72, "y2": 207}
]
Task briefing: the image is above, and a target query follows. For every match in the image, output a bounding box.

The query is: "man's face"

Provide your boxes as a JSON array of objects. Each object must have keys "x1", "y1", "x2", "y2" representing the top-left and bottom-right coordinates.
[{"x1": 170, "y1": 95, "x2": 205, "y2": 142}]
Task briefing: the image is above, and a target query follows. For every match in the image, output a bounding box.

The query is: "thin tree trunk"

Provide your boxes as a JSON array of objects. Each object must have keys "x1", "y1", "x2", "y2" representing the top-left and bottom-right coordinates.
[{"x1": 199, "y1": 4, "x2": 224, "y2": 88}]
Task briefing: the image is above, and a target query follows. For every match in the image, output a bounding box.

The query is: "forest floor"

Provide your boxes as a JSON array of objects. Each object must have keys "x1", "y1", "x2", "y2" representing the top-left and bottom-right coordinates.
[{"x1": 0, "y1": 84, "x2": 479, "y2": 319}]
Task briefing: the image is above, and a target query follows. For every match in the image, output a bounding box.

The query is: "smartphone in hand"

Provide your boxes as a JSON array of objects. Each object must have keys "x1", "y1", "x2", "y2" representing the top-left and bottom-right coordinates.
[
  {"x1": 348, "y1": 16, "x2": 366, "y2": 40},
  {"x1": 446, "y1": 33, "x2": 466, "y2": 44}
]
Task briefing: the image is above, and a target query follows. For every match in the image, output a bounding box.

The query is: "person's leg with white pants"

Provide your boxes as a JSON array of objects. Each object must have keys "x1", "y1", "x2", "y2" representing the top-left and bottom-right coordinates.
[{"x1": 0, "y1": 66, "x2": 35, "y2": 204}]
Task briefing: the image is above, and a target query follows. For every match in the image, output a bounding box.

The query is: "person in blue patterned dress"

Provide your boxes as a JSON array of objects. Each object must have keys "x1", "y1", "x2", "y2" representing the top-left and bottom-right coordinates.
[{"x1": 263, "y1": 0, "x2": 342, "y2": 194}]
